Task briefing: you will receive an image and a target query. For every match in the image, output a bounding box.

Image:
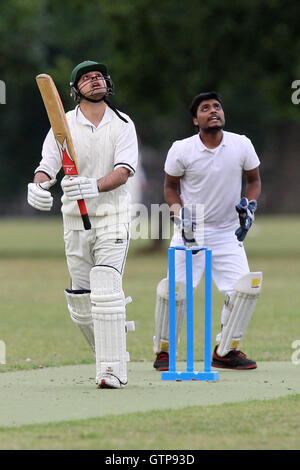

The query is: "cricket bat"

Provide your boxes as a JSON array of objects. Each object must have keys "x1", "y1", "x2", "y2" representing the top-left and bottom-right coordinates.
[{"x1": 36, "y1": 73, "x2": 91, "y2": 230}]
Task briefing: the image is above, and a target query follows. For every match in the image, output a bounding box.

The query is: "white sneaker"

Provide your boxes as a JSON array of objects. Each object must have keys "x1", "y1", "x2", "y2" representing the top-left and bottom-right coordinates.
[{"x1": 97, "y1": 373, "x2": 127, "y2": 389}]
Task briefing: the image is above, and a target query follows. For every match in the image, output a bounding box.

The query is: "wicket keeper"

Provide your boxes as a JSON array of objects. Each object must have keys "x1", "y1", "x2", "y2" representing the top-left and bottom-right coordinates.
[{"x1": 153, "y1": 92, "x2": 262, "y2": 371}]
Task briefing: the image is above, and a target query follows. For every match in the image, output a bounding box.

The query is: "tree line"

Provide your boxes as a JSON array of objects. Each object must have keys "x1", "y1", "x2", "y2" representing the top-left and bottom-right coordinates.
[{"x1": 0, "y1": 0, "x2": 300, "y2": 213}]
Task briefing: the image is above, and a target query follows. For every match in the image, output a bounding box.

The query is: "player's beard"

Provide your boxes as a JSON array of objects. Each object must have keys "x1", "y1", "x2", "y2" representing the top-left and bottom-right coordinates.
[
  {"x1": 202, "y1": 123, "x2": 224, "y2": 134},
  {"x1": 201, "y1": 119, "x2": 225, "y2": 134}
]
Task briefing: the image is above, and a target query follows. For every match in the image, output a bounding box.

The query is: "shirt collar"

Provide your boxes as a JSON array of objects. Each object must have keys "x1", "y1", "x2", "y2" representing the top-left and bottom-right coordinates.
[
  {"x1": 196, "y1": 131, "x2": 227, "y2": 152},
  {"x1": 75, "y1": 104, "x2": 111, "y2": 129}
]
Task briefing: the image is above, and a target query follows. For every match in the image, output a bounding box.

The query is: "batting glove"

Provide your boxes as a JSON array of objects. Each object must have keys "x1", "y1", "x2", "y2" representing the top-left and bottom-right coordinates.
[
  {"x1": 235, "y1": 197, "x2": 257, "y2": 242},
  {"x1": 27, "y1": 179, "x2": 56, "y2": 211},
  {"x1": 61, "y1": 176, "x2": 99, "y2": 201},
  {"x1": 171, "y1": 207, "x2": 199, "y2": 254}
]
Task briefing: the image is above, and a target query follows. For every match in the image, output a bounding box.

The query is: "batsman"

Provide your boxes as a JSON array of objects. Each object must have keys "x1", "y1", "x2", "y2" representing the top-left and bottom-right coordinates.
[
  {"x1": 27, "y1": 61, "x2": 138, "y2": 389},
  {"x1": 153, "y1": 92, "x2": 263, "y2": 371}
]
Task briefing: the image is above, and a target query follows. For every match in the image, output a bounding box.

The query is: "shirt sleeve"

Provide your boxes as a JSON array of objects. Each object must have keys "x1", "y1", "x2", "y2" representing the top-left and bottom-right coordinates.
[
  {"x1": 164, "y1": 141, "x2": 185, "y2": 177},
  {"x1": 242, "y1": 136, "x2": 260, "y2": 171},
  {"x1": 34, "y1": 128, "x2": 62, "y2": 178},
  {"x1": 114, "y1": 116, "x2": 138, "y2": 177}
]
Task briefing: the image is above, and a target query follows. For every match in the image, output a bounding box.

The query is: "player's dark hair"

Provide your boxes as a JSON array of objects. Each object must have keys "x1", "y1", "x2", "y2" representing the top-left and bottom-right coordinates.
[{"x1": 189, "y1": 92, "x2": 222, "y2": 117}]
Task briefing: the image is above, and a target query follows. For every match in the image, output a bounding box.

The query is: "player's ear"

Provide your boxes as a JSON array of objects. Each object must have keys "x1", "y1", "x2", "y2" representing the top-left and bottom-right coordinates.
[{"x1": 192, "y1": 117, "x2": 199, "y2": 127}]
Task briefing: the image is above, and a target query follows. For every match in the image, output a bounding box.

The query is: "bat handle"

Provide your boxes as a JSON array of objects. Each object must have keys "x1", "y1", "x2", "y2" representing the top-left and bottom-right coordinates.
[{"x1": 77, "y1": 199, "x2": 91, "y2": 230}]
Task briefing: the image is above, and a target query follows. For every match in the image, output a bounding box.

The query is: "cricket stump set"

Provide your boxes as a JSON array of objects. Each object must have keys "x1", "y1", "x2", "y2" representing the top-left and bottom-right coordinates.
[{"x1": 161, "y1": 246, "x2": 219, "y2": 382}]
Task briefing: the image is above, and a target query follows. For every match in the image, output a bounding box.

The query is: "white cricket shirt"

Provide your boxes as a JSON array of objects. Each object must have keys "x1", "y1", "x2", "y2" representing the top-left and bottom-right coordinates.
[
  {"x1": 164, "y1": 131, "x2": 260, "y2": 229},
  {"x1": 35, "y1": 105, "x2": 138, "y2": 230}
]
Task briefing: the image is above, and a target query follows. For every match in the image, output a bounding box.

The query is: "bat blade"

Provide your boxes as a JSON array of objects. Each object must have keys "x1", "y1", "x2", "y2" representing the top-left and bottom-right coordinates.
[{"x1": 36, "y1": 74, "x2": 91, "y2": 230}]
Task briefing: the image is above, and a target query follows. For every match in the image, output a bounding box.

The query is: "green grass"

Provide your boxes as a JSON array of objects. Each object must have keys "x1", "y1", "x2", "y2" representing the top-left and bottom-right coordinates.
[
  {"x1": 0, "y1": 395, "x2": 299, "y2": 450},
  {"x1": 0, "y1": 215, "x2": 299, "y2": 370},
  {"x1": 0, "y1": 215, "x2": 299, "y2": 449}
]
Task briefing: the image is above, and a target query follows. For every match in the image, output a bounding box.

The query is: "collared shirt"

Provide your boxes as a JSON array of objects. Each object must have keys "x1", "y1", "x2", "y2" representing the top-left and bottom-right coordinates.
[
  {"x1": 36, "y1": 105, "x2": 137, "y2": 179},
  {"x1": 35, "y1": 105, "x2": 138, "y2": 230},
  {"x1": 75, "y1": 105, "x2": 111, "y2": 130},
  {"x1": 164, "y1": 131, "x2": 260, "y2": 228}
]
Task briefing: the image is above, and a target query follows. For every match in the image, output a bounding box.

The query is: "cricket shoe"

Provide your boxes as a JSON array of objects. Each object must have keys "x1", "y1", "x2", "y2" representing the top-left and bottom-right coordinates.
[
  {"x1": 211, "y1": 346, "x2": 257, "y2": 370},
  {"x1": 97, "y1": 373, "x2": 127, "y2": 389},
  {"x1": 153, "y1": 352, "x2": 169, "y2": 371}
]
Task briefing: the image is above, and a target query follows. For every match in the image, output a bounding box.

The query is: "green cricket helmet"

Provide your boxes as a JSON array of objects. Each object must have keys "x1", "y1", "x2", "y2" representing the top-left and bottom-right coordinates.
[{"x1": 70, "y1": 60, "x2": 114, "y2": 101}]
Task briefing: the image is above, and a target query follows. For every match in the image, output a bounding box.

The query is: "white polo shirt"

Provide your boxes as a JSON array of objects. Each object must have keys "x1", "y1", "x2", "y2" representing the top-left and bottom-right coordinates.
[
  {"x1": 164, "y1": 131, "x2": 260, "y2": 229},
  {"x1": 36, "y1": 105, "x2": 138, "y2": 179}
]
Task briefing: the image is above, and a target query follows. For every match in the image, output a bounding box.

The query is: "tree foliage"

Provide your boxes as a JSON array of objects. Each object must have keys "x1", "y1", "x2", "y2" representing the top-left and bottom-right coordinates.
[{"x1": 0, "y1": 0, "x2": 300, "y2": 211}]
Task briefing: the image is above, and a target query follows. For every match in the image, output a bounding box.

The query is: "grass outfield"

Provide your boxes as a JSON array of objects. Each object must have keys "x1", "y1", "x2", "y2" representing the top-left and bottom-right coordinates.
[
  {"x1": 0, "y1": 215, "x2": 299, "y2": 449},
  {"x1": 0, "y1": 395, "x2": 299, "y2": 450}
]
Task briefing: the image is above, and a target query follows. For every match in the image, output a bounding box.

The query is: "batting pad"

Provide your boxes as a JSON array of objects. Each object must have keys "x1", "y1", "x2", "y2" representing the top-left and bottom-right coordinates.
[
  {"x1": 217, "y1": 272, "x2": 263, "y2": 357},
  {"x1": 90, "y1": 266, "x2": 129, "y2": 386},
  {"x1": 65, "y1": 289, "x2": 95, "y2": 353},
  {"x1": 153, "y1": 278, "x2": 186, "y2": 354}
]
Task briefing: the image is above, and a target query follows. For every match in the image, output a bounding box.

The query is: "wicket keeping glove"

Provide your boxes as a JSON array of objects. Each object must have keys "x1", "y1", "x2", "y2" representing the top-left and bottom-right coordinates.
[
  {"x1": 27, "y1": 179, "x2": 56, "y2": 211},
  {"x1": 61, "y1": 176, "x2": 99, "y2": 201},
  {"x1": 171, "y1": 207, "x2": 199, "y2": 254},
  {"x1": 235, "y1": 197, "x2": 257, "y2": 242}
]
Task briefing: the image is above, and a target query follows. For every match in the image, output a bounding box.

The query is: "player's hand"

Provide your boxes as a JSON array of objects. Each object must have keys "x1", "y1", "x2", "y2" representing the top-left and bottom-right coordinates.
[
  {"x1": 61, "y1": 176, "x2": 99, "y2": 200},
  {"x1": 171, "y1": 207, "x2": 199, "y2": 254},
  {"x1": 27, "y1": 179, "x2": 56, "y2": 211},
  {"x1": 235, "y1": 197, "x2": 257, "y2": 241}
]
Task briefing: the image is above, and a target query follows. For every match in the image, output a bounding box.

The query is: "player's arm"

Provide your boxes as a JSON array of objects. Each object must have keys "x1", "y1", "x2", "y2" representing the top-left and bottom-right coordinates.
[
  {"x1": 165, "y1": 172, "x2": 198, "y2": 253},
  {"x1": 33, "y1": 172, "x2": 51, "y2": 183},
  {"x1": 235, "y1": 166, "x2": 261, "y2": 242},
  {"x1": 101, "y1": 117, "x2": 137, "y2": 190},
  {"x1": 61, "y1": 167, "x2": 131, "y2": 200},
  {"x1": 244, "y1": 166, "x2": 261, "y2": 201},
  {"x1": 164, "y1": 173, "x2": 182, "y2": 215},
  {"x1": 27, "y1": 131, "x2": 58, "y2": 211},
  {"x1": 32, "y1": 128, "x2": 61, "y2": 184},
  {"x1": 97, "y1": 167, "x2": 131, "y2": 191},
  {"x1": 62, "y1": 116, "x2": 137, "y2": 200}
]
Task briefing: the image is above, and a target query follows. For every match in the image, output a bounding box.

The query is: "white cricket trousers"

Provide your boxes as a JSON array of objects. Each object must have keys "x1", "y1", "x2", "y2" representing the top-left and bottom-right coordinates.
[
  {"x1": 170, "y1": 225, "x2": 249, "y2": 294},
  {"x1": 170, "y1": 225, "x2": 250, "y2": 341},
  {"x1": 63, "y1": 223, "x2": 130, "y2": 290}
]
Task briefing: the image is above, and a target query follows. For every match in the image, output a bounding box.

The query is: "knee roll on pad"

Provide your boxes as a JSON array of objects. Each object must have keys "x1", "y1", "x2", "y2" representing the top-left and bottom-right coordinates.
[
  {"x1": 65, "y1": 289, "x2": 95, "y2": 353},
  {"x1": 90, "y1": 265, "x2": 131, "y2": 385},
  {"x1": 153, "y1": 278, "x2": 186, "y2": 354},
  {"x1": 217, "y1": 272, "x2": 263, "y2": 357},
  {"x1": 90, "y1": 266, "x2": 126, "y2": 315}
]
